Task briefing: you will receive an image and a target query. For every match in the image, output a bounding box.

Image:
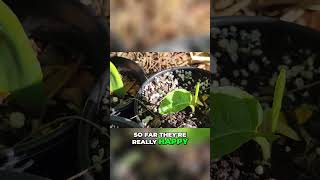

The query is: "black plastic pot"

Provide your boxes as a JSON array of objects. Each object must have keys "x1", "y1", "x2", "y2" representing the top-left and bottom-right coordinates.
[
  {"x1": 0, "y1": 171, "x2": 50, "y2": 180},
  {"x1": 0, "y1": 0, "x2": 107, "y2": 179},
  {"x1": 111, "y1": 56, "x2": 147, "y2": 117},
  {"x1": 77, "y1": 60, "x2": 145, "y2": 179},
  {"x1": 212, "y1": 16, "x2": 320, "y2": 55},
  {"x1": 77, "y1": 68, "x2": 108, "y2": 180},
  {"x1": 212, "y1": 16, "x2": 320, "y2": 180},
  {"x1": 134, "y1": 67, "x2": 211, "y2": 127}
]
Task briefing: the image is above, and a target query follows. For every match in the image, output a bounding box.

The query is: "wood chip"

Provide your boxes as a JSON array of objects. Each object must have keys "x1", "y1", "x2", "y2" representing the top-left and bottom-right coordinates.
[
  {"x1": 242, "y1": 7, "x2": 256, "y2": 16},
  {"x1": 216, "y1": 0, "x2": 252, "y2": 16},
  {"x1": 306, "y1": 4, "x2": 320, "y2": 11},
  {"x1": 215, "y1": 0, "x2": 234, "y2": 10},
  {"x1": 280, "y1": 8, "x2": 305, "y2": 22},
  {"x1": 190, "y1": 52, "x2": 210, "y2": 62}
]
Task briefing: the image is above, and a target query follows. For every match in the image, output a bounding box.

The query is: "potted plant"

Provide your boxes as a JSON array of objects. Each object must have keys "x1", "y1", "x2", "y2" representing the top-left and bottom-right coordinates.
[
  {"x1": 135, "y1": 67, "x2": 210, "y2": 128},
  {"x1": 210, "y1": 16, "x2": 320, "y2": 180},
  {"x1": 0, "y1": 0, "x2": 107, "y2": 179}
]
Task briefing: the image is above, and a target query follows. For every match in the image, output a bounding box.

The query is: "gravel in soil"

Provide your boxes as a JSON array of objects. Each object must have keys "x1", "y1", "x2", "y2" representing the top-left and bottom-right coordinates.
[
  {"x1": 87, "y1": 89, "x2": 110, "y2": 178},
  {"x1": 212, "y1": 25, "x2": 320, "y2": 109},
  {"x1": 137, "y1": 69, "x2": 210, "y2": 128},
  {"x1": 211, "y1": 142, "x2": 275, "y2": 180},
  {"x1": 211, "y1": 25, "x2": 320, "y2": 179}
]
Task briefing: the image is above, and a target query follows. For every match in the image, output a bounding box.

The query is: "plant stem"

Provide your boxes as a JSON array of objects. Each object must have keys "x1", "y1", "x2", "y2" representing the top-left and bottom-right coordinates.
[
  {"x1": 288, "y1": 80, "x2": 320, "y2": 93},
  {"x1": 127, "y1": 97, "x2": 158, "y2": 117}
]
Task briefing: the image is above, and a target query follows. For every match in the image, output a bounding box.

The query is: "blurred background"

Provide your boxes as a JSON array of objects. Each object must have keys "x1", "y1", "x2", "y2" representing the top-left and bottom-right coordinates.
[
  {"x1": 111, "y1": 128, "x2": 210, "y2": 180},
  {"x1": 212, "y1": 0, "x2": 320, "y2": 30},
  {"x1": 110, "y1": 0, "x2": 210, "y2": 51}
]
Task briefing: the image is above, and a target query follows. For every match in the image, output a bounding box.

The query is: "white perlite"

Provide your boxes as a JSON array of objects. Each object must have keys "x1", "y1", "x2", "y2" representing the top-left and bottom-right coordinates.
[
  {"x1": 217, "y1": 38, "x2": 239, "y2": 62},
  {"x1": 285, "y1": 146, "x2": 291, "y2": 152},
  {"x1": 252, "y1": 49, "x2": 263, "y2": 56},
  {"x1": 240, "y1": 69, "x2": 249, "y2": 77},
  {"x1": 241, "y1": 80, "x2": 248, "y2": 86},
  {"x1": 248, "y1": 61, "x2": 259, "y2": 73},
  {"x1": 212, "y1": 80, "x2": 219, "y2": 88},
  {"x1": 9, "y1": 112, "x2": 25, "y2": 128},
  {"x1": 294, "y1": 78, "x2": 304, "y2": 89},
  {"x1": 282, "y1": 55, "x2": 291, "y2": 65},
  {"x1": 262, "y1": 57, "x2": 270, "y2": 65},
  {"x1": 255, "y1": 165, "x2": 264, "y2": 175},
  {"x1": 316, "y1": 147, "x2": 320, "y2": 156},
  {"x1": 112, "y1": 97, "x2": 118, "y2": 103},
  {"x1": 233, "y1": 70, "x2": 240, "y2": 77},
  {"x1": 220, "y1": 77, "x2": 230, "y2": 86}
]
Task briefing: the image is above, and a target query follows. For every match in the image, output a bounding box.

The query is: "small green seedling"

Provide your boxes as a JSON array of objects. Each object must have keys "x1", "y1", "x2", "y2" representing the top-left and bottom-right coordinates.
[
  {"x1": 211, "y1": 68, "x2": 300, "y2": 161},
  {"x1": 158, "y1": 82, "x2": 203, "y2": 115},
  {"x1": 256, "y1": 68, "x2": 300, "y2": 160},
  {"x1": 0, "y1": 0, "x2": 45, "y2": 111},
  {"x1": 110, "y1": 61, "x2": 125, "y2": 97}
]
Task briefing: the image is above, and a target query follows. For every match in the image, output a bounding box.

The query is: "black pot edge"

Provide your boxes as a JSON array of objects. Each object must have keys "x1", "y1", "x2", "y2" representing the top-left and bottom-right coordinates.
[
  {"x1": 110, "y1": 56, "x2": 147, "y2": 114},
  {"x1": 110, "y1": 56, "x2": 148, "y2": 82},
  {"x1": 77, "y1": 69, "x2": 109, "y2": 179},
  {"x1": 134, "y1": 66, "x2": 211, "y2": 125},
  {"x1": 212, "y1": 16, "x2": 320, "y2": 39}
]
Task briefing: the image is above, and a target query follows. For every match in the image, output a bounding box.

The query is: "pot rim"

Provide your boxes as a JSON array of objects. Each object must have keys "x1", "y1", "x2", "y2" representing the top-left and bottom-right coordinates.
[{"x1": 212, "y1": 16, "x2": 320, "y2": 39}]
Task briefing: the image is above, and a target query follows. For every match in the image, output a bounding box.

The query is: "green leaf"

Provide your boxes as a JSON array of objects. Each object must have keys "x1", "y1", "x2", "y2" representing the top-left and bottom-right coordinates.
[
  {"x1": 192, "y1": 82, "x2": 200, "y2": 106},
  {"x1": 0, "y1": 1, "x2": 45, "y2": 110},
  {"x1": 110, "y1": 61, "x2": 125, "y2": 97},
  {"x1": 190, "y1": 82, "x2": 203, "y2": 112},
  {"x1": 211, "y1": 86, "x2": 253, "y2": 99},
  {"x1": 277, "y1": 114, "x2": 301, "y2": 141},
  {"x1": 261, "y1": 108, "x2": 300, "y2": 141},
  {"x1": 210, "y1": 87, "x2": 263, "y2": 159},
  {"x1": 259, "y1": 108, "x2": 273, "y2": 133},
  {"x1": 271, "y1": 68, "x2": 286, "y2": 132},
  {"x1": 159, "y1": 89, "x2": 192, "y2": 115}
]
